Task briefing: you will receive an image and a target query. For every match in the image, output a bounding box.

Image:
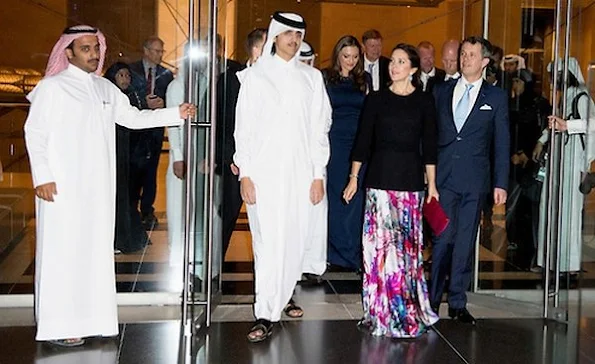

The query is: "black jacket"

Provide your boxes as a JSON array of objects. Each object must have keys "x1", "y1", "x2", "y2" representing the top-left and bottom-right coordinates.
[
  {"x1": 424, "y1": 68, "x2": 446, "y2": 94},
  {"x1": 215, "y1": 60, "x2": 245, "y2": 175},
  {"x1": 129, "y1": 60, "x2": 174, "y2": 109}
]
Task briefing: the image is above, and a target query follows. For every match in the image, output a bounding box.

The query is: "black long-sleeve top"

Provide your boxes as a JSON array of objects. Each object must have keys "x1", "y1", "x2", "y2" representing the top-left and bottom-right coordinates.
[{"x1": 351, "y1": 88, "x2": 438, "y2": 191}]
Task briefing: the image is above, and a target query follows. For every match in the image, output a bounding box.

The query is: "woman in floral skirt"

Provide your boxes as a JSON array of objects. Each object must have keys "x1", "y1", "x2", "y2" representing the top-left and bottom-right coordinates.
[{"x1": 343, "y1": 43, "x2": 439, "y2": 338}]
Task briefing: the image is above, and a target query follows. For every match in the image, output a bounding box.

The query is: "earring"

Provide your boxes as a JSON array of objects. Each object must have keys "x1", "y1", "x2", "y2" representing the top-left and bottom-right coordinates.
[{"x1": 409, "y1": 74, "x2": 413, "y2": 81}]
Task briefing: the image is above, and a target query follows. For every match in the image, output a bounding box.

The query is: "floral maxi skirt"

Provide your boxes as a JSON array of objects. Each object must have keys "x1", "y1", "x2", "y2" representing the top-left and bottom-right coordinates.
[{"x1": 359, "y1": 188, "x2": 439, "y2": 338}]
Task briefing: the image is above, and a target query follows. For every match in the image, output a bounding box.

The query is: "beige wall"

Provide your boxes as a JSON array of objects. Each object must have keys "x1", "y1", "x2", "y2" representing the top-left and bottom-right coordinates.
[
  {"x1": 157, "y1": 0, "x2": 237, "y2": 71},
  {"x1": 0, "y1": 0, "x2": 67, "y2": 71},
  {"x1": 66, "y1": 0, "x2": 157, "y2": 69},
  {"x1": 318, "y1": 1, "x2": 464, "y2": 68}
]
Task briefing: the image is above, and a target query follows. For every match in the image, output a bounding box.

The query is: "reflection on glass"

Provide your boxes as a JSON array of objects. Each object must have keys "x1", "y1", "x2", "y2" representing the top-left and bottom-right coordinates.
[{"x1": 35, "y1": 340, "x2": 118, "y2": 364}]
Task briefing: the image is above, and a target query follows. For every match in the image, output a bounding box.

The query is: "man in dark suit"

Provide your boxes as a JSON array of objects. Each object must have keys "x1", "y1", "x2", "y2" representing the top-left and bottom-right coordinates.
[
  {"x1": 128, "y1": 36, "x2": 174, "y2": 228},
  {"x1": 362, "y1": 29, "x2": 390, "y2": 91},
  {"x1": 430, "y1": 36, "x2": 510, "y2": 324},
  {"x1": 216, "y1": 28, "x2": 267, "y2": 258},
  {"x1": 418, "y1": 41, "x2": 446, "y2": 93}
]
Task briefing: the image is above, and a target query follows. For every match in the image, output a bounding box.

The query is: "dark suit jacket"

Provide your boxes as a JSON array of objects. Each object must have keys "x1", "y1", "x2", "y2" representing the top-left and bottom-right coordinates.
[
  {"x1": 365, "y1": 56, "x2": 391, "y2": 90},
  {"x1": 425, "y1": 68, "x2": 446, "y2": 94},
  {"x1": 129, "y1": 60, "x2": 174, "y2": 109},
  {"x1": 128, "y1": 60, "x2": 174, "y2": 157},
  {"x1": 215, "y1": 59, "x2": 245, "y2": 175},
  {"x1": 433, "y1": 79, "x2": 510, "y2": 194}
]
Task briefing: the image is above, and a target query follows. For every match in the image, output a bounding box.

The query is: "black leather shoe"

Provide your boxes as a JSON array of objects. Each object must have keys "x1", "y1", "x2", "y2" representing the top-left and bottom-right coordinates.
[
  {"x1": 142, "y1": 213, "x2": 158, "y2": 230},
  {"x1": 448, "y1": 308, "x2": 476, "y2": 325}
]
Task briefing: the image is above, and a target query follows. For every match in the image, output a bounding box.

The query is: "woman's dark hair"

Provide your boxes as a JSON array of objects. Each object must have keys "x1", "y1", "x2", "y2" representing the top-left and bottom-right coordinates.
[
  {"x1": 104, "y1": 62, "x2": 130, "y2": 89},
  {"x1": 390, "y1": 43, "x2": 421, "y2": 88},
  {"x1": 323, "y1": 35, "x2": 366, "y2": 92}
]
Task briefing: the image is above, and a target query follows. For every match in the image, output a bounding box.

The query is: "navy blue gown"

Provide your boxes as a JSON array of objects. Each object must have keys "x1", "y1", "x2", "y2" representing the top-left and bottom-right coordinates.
[{"x1": 326, "y1": 77, "x2": 367, "y2": 270}]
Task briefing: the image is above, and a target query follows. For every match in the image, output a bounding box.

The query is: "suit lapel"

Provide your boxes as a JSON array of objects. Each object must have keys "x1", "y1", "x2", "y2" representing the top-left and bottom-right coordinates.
[{"x1": 446, "y1": 82, "x2": 457, "y2": 132}]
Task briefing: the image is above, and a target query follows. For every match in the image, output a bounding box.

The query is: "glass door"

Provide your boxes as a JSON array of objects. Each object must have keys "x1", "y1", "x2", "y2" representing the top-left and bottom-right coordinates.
[
  {"x1": 576, "y1": 60, "x2": 595, "y2": 363},
  {"x1": 470, "y1": 0, "x2": 548, "y2": 313},
  {"x1": 0, "y1": 0, "x2": 217, "y2": 306},
  {"x1": 178, "y1": 0, "x2": 224, "y2": 338}
]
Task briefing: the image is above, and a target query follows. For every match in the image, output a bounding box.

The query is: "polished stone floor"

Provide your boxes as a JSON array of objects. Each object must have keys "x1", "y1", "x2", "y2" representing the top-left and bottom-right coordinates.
[{"x1": 1, "y1": 318, "x2": 590, "y2": 364}]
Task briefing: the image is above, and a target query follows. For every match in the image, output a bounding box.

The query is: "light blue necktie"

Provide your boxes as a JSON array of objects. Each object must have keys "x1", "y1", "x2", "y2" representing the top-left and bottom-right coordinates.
[{"x1": 454, "y1": 84, "x2": 474, "y2": 132}]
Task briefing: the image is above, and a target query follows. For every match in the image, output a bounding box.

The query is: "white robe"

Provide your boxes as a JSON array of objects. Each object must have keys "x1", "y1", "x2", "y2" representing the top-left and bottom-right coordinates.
[
  {"x1": 25, "y1": 64, "x2": 183, "y2": 341},
  {"x1": 537, "y1": 86, "x2": 595, "y2": 272},
  {"x1": 166, "y1": 69, "x2": 221, "y2": 282},
  {"x1": 234, "y1": 55, "x2": 332, "y2": 321},
  {"x1": 166, "y1": 78, "x2": 186, "y2": 271}
]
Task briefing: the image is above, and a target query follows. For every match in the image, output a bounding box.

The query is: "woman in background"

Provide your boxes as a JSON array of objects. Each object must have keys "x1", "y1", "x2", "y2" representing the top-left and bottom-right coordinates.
[
  {"x1": 323, "y1": 35, "x2": 370, "y2": 272},
  {"x1": 104, "y1": 62, "x2": 147, "y2": 254}
]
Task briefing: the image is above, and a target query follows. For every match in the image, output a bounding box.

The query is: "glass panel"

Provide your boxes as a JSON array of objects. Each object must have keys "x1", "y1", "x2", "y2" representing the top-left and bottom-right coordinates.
[
  {"x1": 0, "y1": 1, "x2": 205, "y2": 300},
  {"x1": 471, "y1": 0, "x2": 548, "y2": 312},
  {"x1": 542, "y1": 0, "x2": 589, "y2": 326},
  {"x1": 578, "y1": 60, "x2": 595, "y2": 363},
  {"x1": 186, "y1": 0, "x2": 225, "y2": 326}
]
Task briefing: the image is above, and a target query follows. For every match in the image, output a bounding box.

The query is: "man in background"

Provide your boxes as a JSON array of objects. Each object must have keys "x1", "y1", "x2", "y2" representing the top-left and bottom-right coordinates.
[
  {"x1": 418, "y1": 41, "x2": 446, "y2": 93},
  {"x1": 217, "y1": 28, "x2": 267, "y2": 260},
  {"x1": 362, "y1": 29, "x2": 390, "y2": 91},
  {"x1": 129, "y1": 36, "x2": 174, "y2": 229},
  {"x1": 441, "y1": 39, "x2": 460, "y2": 81}
]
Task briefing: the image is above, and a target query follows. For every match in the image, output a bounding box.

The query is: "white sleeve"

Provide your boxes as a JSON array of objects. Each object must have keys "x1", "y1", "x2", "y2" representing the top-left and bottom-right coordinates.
[
  {"x1": 233, "y1": 75, "x2": 255, "y2": 179},
  {"x1": 567, "y1": 95, "x2": 590, "y2": 135},
  {"x1": 114, "y1": 85, "x2": 183, "y2": 130},
  {"x1": 166, "y1": 80, "x2": 185, "y2": 162},
  {"x1": 310, "y1": 72, "x2": 332, "y2": 179},
  {"x1": 24, "y1": 79, "x2": 57, "y2": 187},
  {"x1": 538, "y1": 128, "x2": 549, "y2": 144}
]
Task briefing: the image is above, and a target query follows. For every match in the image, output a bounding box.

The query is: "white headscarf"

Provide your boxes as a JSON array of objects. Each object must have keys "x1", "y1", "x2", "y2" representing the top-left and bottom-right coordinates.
[
  {"x1": 298, "y1": 41, "x2": 315, "y2": 65},
  {"x1": 547, "y1": 57, "x2": 586, "y2": 85},
  {"x1": 261, "y1": 12, "x2": 306, "y2": 63}
]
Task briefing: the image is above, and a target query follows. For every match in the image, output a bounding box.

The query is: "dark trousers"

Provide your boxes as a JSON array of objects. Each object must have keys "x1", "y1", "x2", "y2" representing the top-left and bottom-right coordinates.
[
  {"x1": 130, "y1": 130, "x2": 163, "y2": 217},
  {"x1": 221, "y1": 167, "x2": 243, "y2": 258},
  {"x1": 430, "y1": 185, "x2": 485, "y2": 309}
]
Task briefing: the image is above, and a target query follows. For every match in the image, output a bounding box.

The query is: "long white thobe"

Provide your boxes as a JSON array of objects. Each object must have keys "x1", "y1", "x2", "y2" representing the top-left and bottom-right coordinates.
[
  {"x1": 537, "y1": 86, "x2": 595, "y2": 272},
  {"x1": 166, "y1": 70, "x2": 221, "y2": 282},
  {"x1": 25, "y1": 64, "x2": 183, "y2": 341},
  {"x1": 234, "y1": 55, "x2": 332, "y2": 321},
  {"x1": 166, "y1": 78, "x2": 186, "y2": 270}
]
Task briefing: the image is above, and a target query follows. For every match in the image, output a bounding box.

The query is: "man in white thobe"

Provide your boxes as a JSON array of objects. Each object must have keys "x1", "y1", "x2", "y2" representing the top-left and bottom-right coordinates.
[
  {"x1": 25, "y1": 25, "x2": 195, "y2": 346},
  {"x1": 298, "y1": 41, "x2": 316, "y2": 67},
  {"x1": 234, "y1": 12, "x2": 332, "y2": 342},
  {"x1": 297, "y1": 39, "x2": 328, "y2": 284}
]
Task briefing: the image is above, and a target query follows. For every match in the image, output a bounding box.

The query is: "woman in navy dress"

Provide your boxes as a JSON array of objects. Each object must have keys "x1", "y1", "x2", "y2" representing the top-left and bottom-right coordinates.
[{"x1": 323, "y1": 35, "x2": 370, "y2": 271}]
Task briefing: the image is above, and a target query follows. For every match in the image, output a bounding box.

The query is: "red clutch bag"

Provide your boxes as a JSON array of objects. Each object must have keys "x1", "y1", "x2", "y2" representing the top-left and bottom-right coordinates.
[{"x1": 424, "y1": 197, "x2": 450, "y2": 236}]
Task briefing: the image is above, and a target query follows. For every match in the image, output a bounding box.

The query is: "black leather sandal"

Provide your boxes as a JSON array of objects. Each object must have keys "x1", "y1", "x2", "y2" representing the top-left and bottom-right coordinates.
[
  {"x1": 284, "y1": 299, "x2": 304, "y2": 318},
  {"x1": 48, "y1": 338, "x2": 86, "y2": 347},
  {"x1": 247, "y1": 319, "x2": 273, "y2": 343}
]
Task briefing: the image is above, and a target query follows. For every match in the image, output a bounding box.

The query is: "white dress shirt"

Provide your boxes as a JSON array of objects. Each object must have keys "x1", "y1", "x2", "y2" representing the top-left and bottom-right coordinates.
[
  {"x1": 452, "y1": 75, "x2": 484, "y2": 122},
  {"x1": 364, "y1": 56, "x2": 380, "y2": 91},
  {"x1": 420, "y1": 67, "x2": 436, "y2": 91},
  {"x1": 142, "y1": 58, "x2": 157, "y2": 94},
  {"x1": 445, "y1": 71, "x2": 460, "y2": 81}
]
